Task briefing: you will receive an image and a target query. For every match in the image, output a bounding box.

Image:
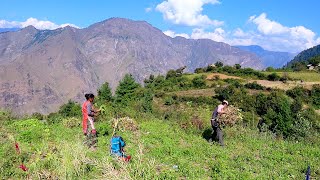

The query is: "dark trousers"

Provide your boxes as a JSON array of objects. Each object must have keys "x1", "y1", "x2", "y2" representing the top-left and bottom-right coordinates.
[{"x1": 211, "y1": 120, "x2": 224, "y2": 146}]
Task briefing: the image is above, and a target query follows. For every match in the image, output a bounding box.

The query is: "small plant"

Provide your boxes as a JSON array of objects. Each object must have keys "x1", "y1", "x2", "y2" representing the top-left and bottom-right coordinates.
[
  {"x1": 164, "y1": 96, "x2": 175, "y2": 106},
  {"x1": 62, "y1": 117, "x2": 80, "y2": 128}
]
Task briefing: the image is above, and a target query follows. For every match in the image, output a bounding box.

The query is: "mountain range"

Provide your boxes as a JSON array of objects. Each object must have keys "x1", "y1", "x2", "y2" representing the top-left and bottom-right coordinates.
[
  {"x1": 0, "y1": 18, "x2": 297, "y2": 114},
  {"x1": 0, "y1": 28, "x2": 20, "y2": 33},
  {"x1": 287, "y1": 44, "x2": 320, "y2": 66},
  {"x1": 235, "y1": 45, "x2": 296, "y2": 68}
]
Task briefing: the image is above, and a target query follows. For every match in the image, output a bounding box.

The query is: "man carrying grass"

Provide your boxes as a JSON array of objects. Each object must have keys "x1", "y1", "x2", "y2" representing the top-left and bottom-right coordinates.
[{"x1": 211, "y1": 100, "x2": 228, "y2": 146}]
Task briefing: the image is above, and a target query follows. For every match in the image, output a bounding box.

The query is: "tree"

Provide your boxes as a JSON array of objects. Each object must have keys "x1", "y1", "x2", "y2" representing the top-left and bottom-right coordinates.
[
  {"x1": 166, "y1": 70, "x2": 178, "y2": 79},
  {"x1": 140, "y1": 90, "x2": 154, "y2": 113},
  {"x1": 115, "y1": 74, "x2": 141, "y2": 104},
  {"x1": 291, "y1": 62, "x2": 306, "y2": 71},
  {"x1": 215, "y1": 61, "x2": 224, "y2": 68},
  {"x1": 234, "y1": 64, "x2": 241, "y2": 70},
  {"x1": 98, "y1": 82, "x2": 113, "y2": 102},
  {"x1": 58, "y1": 100, "x2": 81, "y2": 117},
  {"x1": 194, "y1": 68, "x2": 205, "y2": 74},
  {"x1": 309, "y1": 56, "x2": 320, "y2": 66}
]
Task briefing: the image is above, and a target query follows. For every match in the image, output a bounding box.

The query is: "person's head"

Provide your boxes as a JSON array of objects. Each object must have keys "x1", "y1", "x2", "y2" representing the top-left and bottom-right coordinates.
[
  {"x1": 85, "y1": 93, "x2": 95, "y2": 102},
  {"x1": 222, "y1": 100, "x2": 229, "y2": 107}
]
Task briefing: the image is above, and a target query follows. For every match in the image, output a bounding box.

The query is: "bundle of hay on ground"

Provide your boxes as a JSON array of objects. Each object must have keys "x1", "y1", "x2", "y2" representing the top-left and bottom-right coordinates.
[
  {"x1": 111, "y1": 117, "x2": 138, "y2": 133},
  {"x1": 218, "y1": 106, "x2": 243, "y2": 126}
]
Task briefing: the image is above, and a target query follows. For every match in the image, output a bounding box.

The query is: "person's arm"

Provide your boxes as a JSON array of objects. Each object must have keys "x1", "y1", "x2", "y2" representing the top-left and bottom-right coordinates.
[{"x1": 92, "y1": 105, "x2": 101, "y2": 114}]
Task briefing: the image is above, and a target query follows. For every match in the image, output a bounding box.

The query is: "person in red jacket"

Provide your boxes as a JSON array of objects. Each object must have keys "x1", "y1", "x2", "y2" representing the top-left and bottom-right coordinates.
[{"x1": 82, "y1": 93, "x2": 99, "y2": 149}]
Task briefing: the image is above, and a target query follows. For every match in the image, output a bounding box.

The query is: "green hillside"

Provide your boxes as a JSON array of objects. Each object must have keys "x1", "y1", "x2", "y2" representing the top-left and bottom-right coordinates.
[
  {"x1": 289, "y1": 44, "x2": 320, "y2": 65},
  {"x1": 1, "y1": 66, "x2": 320, "y2": 179}
]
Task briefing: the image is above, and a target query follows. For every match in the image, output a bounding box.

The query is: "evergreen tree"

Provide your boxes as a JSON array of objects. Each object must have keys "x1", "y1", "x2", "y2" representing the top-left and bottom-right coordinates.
[
  {"x1": 115, "y1": 74, "x2": 141, "y2": 104},
  {"x1": 98, "y1": 82, "x2": 113, "y2": 102}
]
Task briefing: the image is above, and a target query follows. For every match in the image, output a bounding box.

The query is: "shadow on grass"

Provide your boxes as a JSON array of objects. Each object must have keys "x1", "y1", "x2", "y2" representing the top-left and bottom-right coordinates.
[{"x1": 202, "y1": 128, "x2": 212, "y2": 141}]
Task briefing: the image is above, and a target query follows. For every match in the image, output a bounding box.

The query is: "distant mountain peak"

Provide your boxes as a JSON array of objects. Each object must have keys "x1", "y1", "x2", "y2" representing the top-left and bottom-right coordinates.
[
  {"x1": 235, "y1": 45, "x2": 295, "y2": 68},
  {"x1": 19, "y1": 25, "x2": 38, "y2": 34}
]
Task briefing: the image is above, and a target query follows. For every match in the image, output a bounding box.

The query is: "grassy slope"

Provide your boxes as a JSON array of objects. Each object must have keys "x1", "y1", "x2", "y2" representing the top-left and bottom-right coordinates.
[
  {"x1": 263, "y1": 71, "x2": 320, "y2": 82},
  {"x1": 1, "y1": 117, "x2": 319, "y2": 179}
]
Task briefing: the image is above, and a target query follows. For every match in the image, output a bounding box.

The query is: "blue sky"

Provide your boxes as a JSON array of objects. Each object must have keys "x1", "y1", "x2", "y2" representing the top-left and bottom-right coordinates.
[{"x1": 0, "y1": 0, "x2": 319, "y2": 53}]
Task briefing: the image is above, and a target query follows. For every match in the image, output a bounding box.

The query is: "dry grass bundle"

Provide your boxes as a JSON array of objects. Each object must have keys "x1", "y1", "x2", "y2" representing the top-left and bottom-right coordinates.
[
  {"x1": 111, "y1": 117, "x2": 138, "y2": 133},
  {"x1": 218, "y1": 106, "x2": 243, "y2": 126}
]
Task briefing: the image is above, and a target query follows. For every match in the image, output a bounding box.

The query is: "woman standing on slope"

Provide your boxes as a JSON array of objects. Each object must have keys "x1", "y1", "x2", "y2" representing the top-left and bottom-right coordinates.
[{"x1": 82, "y1": 93, "x2": 99, "y2": 150}]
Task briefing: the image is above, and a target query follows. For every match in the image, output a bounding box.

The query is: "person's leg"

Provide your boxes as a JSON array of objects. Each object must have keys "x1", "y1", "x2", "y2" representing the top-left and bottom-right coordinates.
[
  {"x1": 88, "y1": 117, "x2": 95, "y2": 130},
  {"x1": 87, "y1": 117, "x2": 97, "y2": 148},
  {"x1": 217, "y1": 127, "x2": 224, "y2": 146}
]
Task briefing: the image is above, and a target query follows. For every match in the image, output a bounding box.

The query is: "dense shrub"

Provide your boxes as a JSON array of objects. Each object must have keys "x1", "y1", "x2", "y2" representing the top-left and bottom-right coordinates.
[
  {"x1": 244, "y1": 81, "x2": 265, "y2": 90},
  {"x1": 262, "y1": 95, "x2": 294, "y2": 137},
  {"x1": 223, "y1": 79, "x2": 243, "y2": 88},
  {"x1": 192, "y1": 75, "x2": 206, "y2": 88},
  {"x1": 286, "y1": 86, "x2": 310, "y2": 102},
  {"x1": 267, "y1": 73, "x2": 281, "y2": 81},
  {"x1": 311, "y1": 85, "x2": 320, "y2": 108}
]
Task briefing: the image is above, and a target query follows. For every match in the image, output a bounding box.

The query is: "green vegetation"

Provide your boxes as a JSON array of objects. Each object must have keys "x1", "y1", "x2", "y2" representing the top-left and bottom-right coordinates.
[
  {"x1": 263, "y1": 71, "x2": 320, "y2": 82},
  {"x1": 287, "y1": 55, "x2": 320, "y2": 72},
  {"x1": 288, "y1": 44, "x2": 320, "y2": 66},
  {"x1": 1, "y1": 67, "x2": 320, "y2": 179}
]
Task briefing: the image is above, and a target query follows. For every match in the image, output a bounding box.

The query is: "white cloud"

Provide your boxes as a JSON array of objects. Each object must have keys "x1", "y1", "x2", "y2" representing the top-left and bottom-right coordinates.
[
  {"x1": 166, "y1": 13, "x2": 319, "y2": 53},
  {"x1": 241, "y1": 13, "x2": 319, "y2": 52},
  {"x1": 0, "y1": 18, "x2": 79, "y2": 30},
  {"x1": 191, "y1": 28, "x2": 226, "y2": 42},
  {"x1": 249, "y1": 13, "x2": 288, "y2": 35},
  {"x1": 145, "y1": 7, "x2": 152, "y2": 13},
  {"x1": 164, "y1": 30, "x2": 190, "y2": 38},
  {"x1": 156, "y1": 0, "x2": 223, "y2": 27}
]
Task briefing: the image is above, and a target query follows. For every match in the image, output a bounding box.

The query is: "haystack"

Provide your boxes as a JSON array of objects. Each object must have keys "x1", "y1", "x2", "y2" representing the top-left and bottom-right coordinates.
[
  {"x1": 218, "y1": 106, "x2": 243, "y2": 126},
  {"x1": 111, "y1": 117, "x2": 138, "y2": 133}
]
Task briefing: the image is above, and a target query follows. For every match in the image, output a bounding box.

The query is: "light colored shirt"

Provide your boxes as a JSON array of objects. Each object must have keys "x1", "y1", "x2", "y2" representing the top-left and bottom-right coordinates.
[{"x1": 212, "y1": 104, "x2": 224, "y2": 119}]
